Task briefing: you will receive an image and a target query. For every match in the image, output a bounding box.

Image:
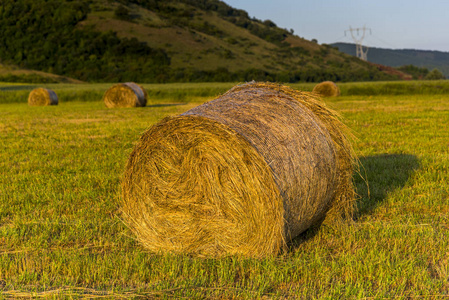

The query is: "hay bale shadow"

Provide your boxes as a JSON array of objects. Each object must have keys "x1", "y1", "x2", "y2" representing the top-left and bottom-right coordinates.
[
  {"x1": 354, "y1": 153, "x2": 420, "y2": 217},
  {"x1": 288, "y1": 153, "x2": 419, "y2": 250},
  {"x1": 0, "y1": 85, "x2": 37, "y2": 91},
  {"x1": 146, "y1": 103, "x2": 187, "y2": 108}
]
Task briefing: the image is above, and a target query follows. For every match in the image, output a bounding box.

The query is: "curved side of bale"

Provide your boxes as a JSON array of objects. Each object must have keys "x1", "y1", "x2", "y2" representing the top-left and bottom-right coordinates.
[
  {"x1": 126, "y1": 82, "x2": 148, "y2": 107},
  {"x1": 28, "y1": 88, "x2": 58, "y2": 106},
  {"x1": 122, "y1": 82, "x2": 356, "y2": 257},
  {"x1": 230, "y1": 82, "x2": 356, "y2": 221},
  {"x1": 137, "y1": 83, "x2": 149, "y2": 106},
  {"x1": 103, "y1": 82, "x2": 146, "y2": 108},
  {"x1": 312, "y1": 81, "x2": 341, "y2": 97}
]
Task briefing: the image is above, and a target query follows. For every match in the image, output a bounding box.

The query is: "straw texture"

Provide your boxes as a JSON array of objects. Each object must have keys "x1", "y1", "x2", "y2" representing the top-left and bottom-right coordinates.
[
  {"x1": 312, "y1": 81, "x2": 341, "y2": 97},
  {"x1": 28, "y1": 88, "x2": 58, "y2": 106},
  {"x1": 122, "y1": 82, "x2": 356, "y2": 257},
  {"x1": 103, "y1": 82, "x2": 147, "y2": 108}
]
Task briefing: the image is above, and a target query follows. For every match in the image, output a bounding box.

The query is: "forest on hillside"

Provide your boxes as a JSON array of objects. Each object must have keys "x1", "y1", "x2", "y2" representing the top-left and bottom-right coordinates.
[
  {"x1": 333, "y1": 43, "x2": 449, "y2": 79},
  {"x1": 0, "y1": 0, "x2": 170, "y2": 82},
  {"x1": 0, "y1": 0, "x2": 396, "y2": 83}
]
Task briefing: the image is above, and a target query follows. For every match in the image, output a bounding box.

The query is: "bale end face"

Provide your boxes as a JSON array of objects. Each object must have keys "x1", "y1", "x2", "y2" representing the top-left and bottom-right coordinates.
[{"x1": 121, "y1": 116, "x2": 285, "y2": 257}]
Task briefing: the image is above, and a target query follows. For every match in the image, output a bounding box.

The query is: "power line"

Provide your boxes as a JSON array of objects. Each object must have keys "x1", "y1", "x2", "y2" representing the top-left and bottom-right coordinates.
[{"x1": 370, "y1": 34, "x2": 397, "y2": 49}]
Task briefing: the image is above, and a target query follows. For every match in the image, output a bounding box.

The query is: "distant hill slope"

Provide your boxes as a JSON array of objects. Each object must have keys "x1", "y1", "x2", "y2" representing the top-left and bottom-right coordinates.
[
  {"x1": 332, "y1": 42, "x2": 449, "y2": 78},
  {"x1": 0, "y1": 63, "x2": 83, "y2": 83},
  {"x1": 0, "y1": 0, "x2": 396, "y2": 83}
]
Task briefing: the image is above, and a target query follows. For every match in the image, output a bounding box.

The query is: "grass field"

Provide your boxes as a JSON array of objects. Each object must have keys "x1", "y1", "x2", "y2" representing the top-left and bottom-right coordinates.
[{"x1": 0, "y1": 81, "x2": 448, "y2": 299}]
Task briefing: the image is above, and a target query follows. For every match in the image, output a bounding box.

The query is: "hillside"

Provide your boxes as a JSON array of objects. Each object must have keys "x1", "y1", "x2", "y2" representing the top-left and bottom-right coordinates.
[
  {"x1": 0, "y1": 63, "x2": 83, "y2": 83},
  {"x1": 332, "y1": 42, "x2": 449, "y2": 78},
  {"x1": 0, "y1": 0, "x2": 397, "y2": 83}
]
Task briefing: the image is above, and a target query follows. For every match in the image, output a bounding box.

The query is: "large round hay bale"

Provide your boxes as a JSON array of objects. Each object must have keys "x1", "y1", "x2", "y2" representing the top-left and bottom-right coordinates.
[
  {"x1": 103, "y1": 82, "x2": 147, "y2": 108},
  {"x1": 28, "y1": 88, "x2": 58, "y2": 106},
  {"x1": 312, "y1": 81, "x2": 340, "y2": 97},
  {"x1": 122, "y1": 82, "x2": 356, "y2": 257}
]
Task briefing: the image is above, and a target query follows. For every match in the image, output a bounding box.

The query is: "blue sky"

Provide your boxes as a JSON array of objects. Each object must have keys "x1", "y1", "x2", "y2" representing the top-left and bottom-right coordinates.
[{"x1": 223, "y1": 0, "x2": 449, "y2": 52}]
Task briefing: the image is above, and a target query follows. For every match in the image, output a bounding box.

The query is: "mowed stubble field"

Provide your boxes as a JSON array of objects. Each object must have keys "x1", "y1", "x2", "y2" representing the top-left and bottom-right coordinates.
[{"x1": 0, "y1": 81, "x2": 448, "y2": 299}]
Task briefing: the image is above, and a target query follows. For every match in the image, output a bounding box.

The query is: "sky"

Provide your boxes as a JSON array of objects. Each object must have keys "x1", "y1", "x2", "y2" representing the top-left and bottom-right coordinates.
[{"x1": 223, "y1": 0, "x2": 449, "y2": 52}]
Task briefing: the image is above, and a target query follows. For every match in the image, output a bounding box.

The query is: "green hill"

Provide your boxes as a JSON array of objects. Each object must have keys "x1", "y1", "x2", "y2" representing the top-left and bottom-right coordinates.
[
  {"x1": 332, "y1": 43, "x2": 449, "y2": 78},
  {"x1": 0, "y1": 0, "x2": 397, "y2": 83}
]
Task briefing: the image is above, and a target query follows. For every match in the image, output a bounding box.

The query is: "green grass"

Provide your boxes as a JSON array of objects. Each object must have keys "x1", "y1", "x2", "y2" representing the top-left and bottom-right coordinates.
[
  {"x1": 336, "y1": 80, "x2": 449, "y2": 95},
  {"x1": 3, "y1": 80, "x2": 449, "y2": 105},
  {"x1": 0, "y1": 82, "x2": 236, "y2": 104},
  {"x1": 0, "y1": 81, "x2": 448, "y2": 299}
]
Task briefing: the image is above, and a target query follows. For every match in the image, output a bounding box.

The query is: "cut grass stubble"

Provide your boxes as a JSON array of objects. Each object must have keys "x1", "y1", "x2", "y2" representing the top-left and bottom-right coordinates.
[{"x1": 0, "y1": 81, "x2": 448, "y2": 298}]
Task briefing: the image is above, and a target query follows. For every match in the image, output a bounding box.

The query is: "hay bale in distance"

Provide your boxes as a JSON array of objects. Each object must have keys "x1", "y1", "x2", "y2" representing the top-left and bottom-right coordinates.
[
  {"x1": 28, "y1": 88, "x2": 58, "y2": 106},
  {"x1": 122, "y1": 82, "x2": 356, "y2": 257},
  {"x1": 312, "y1": 81, "x2": 341, "y2": 97},
  {"x1": 103, "y1": 82, "x2": 147, "y2": 108}
]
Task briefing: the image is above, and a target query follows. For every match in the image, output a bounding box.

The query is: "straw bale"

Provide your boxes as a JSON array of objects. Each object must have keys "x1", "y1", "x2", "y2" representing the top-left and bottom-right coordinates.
[
  {"x1": 122, "y1": 82, "x2": 356, "y2": 257},
  {"x1": 312, "y1": 81, "x2": 341, "y2": 97},
  {"x1": 28, "y1": 88, "x2": 58, "y2": 106},
  {"x1": 103, "y1": 82, "x2": 147, "y2": 108}
]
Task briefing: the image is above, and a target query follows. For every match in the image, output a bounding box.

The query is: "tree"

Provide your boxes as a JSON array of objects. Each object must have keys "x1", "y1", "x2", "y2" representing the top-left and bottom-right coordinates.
[
  {"x1": 397, "y1": 65, "x2": 429, "y2": 80},
  {"x1": 424, "y1": 68, "x2": 446, "y2": 80},
  {"x1": 114, "y1": 5, "x2": 131, "y2": 21}
]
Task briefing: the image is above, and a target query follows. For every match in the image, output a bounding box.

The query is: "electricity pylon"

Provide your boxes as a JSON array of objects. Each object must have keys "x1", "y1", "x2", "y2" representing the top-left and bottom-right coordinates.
[{"x1": 345, "y1": 26, "x2": 371, "y2": 61}]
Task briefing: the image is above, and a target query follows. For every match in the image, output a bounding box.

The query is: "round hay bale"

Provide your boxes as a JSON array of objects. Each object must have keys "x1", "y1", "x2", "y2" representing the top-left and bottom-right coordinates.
[
  {"x1": 103, "y1": 82, "x2": 147, "y2": 108},
  {"x1": 28, "y1": 88, "x2": 58, "y2": 106},
  {"x1": 312, "y1": 81, "x2": 340, "y2": 97},
  {"x1": 122, "y1": 82, "x2": 356, "y2": 257}
]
